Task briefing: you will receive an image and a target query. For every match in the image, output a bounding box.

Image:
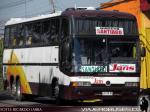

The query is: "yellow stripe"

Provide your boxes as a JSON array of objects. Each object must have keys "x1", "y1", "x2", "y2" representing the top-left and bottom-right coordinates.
[{"x1": 7, "y1": 52, "x2": 32, "y2": 94}]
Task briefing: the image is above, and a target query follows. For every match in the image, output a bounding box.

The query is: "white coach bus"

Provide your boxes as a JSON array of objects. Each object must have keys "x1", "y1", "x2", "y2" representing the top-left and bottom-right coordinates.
[{"x1": 3, "y1": 8, "x2": 141, "y2": 102}]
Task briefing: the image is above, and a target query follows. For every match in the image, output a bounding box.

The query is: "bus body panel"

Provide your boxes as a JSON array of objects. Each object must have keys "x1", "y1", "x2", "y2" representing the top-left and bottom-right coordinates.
[
  {"x1": 3, "y1": 46, "x2": 59, "y2": 63},
  {"x1": 70, "y1": 76, "x2": 139, "y2": 85},
  {"x1": 3, "y1": 47, "x2": 71, "y2": 95}
]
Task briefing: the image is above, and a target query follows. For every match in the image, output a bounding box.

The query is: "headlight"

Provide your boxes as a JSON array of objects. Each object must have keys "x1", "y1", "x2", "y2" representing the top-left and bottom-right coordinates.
[
  {"x1": 72, "y1": 81, "x2": 91, "y2": 87},
  {"x1": 125, "y1": 82, "x2": 139, "y2": 87}
]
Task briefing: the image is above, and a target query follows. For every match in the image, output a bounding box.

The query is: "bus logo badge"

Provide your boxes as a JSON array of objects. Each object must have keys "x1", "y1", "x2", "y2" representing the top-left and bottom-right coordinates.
[
  {"x1": 105, "y1": 80, "x2": 111, "y2": 86},
  {"x1": 109, "y1": 64, "x2": 136, "y2": 73}
]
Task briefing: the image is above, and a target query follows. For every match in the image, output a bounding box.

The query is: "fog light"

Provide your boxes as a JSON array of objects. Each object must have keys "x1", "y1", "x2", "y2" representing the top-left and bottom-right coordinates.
[
  {"x1": 125, "y1": 82, "x2": 138, "y2": 87},
  {"x1": 72, "y1": 81, "x2": 91, "y2": 87}
]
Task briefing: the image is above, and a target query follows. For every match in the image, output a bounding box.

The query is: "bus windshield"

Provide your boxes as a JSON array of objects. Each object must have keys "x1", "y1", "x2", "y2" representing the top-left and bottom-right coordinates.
[
  {"x1": 72, "y1": 38, "x2": 138, "y2": 73},
  {"x1": 74, "y1": 18, "x2": 138, "y2": 36},
  {"x1": 73, "y1": 38, "x2": 107, "y2": 65},
  {"x1": 109, "y1": 40, "x2": 137, "y2": 58}
]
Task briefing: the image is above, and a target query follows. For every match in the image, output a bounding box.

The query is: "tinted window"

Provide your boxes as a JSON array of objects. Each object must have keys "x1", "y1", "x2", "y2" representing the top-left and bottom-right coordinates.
[
  {"x1": 41, "y1": 18, "x2": 60, "y2": 45},
  {"x1": 50, "y1": 18, "x2": 59, "y2": 43},
  {"x1": 5, "y1": 18, "x2": 60, "y2": 48},
  {"x1": 10, "y1": 26, "x2": 17, "y2": 47},
  {"x1": 109, "y1": 41, "x2": 137, "y2": 58},
  {"x1": 32, "y1": 22, "x2": 42, "y2": 45},
  {"x1": 17, "y1": 24, "x2": 25, "y2": 46},
  {"x1": 73, "y1": 38, "x2": 107, "y2": 65},
  {"x1": 75, "y1": 19, "x2": 138, "y2": 36},
  {"x1": 41, "y1": 20, "x2": 50, "y2": 44},
  {"x1": 4, "y1": 27, "x2": 10, "y2": 48},
  {"x1": 25, "y1": 23, "x2": 33, "y2": 45}
]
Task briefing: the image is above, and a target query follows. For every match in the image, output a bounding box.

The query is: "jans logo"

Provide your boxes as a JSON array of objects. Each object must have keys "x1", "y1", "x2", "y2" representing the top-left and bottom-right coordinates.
[
  {"x1": 109, "y1": 64, "x2": 136, "y2": 73},
  {"x1": 94, "y1": 78, "x2": 103, "y2": 84}
]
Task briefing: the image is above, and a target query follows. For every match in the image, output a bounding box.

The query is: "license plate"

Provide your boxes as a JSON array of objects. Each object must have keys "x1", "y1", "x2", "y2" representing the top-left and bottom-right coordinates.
[{"x1": 102, "y1": 92, "x2": 113, "y2": 96}]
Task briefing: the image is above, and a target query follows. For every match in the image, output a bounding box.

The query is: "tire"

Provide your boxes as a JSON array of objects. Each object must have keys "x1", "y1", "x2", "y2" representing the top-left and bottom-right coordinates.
[
  {"x1": 15, "y1": 79, "x2": 24, "y2": 101},
  {"x1": 52, "y1": 80, "x2": 62, "y2": 104},
  {"x1": 11, "y1": 81, "x2": 16, "y2": 96},
  {"x1": 54, "y1": 81, "x2": 59, "y2": 98}
]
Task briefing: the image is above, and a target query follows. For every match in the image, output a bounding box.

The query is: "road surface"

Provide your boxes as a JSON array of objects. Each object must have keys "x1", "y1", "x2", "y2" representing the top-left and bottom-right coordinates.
[{"x1": 0, "y1": 90, "x2": 149, "y2": 112}]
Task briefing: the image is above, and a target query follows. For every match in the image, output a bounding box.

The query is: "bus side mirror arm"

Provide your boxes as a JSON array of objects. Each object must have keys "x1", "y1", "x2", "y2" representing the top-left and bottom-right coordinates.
[{"x1": 141, "y1": 47, "x2": 146, "y2": 57}]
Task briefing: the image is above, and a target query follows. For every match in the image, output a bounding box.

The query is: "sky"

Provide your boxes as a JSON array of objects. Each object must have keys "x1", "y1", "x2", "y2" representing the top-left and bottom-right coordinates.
[
  {"x1": 0, "y1": 0, "x2": 110, "y2": 36},
  {"x1": 0, "y1": 0, "x2": 110, "y2": 20},
  {"x1": 55, "y1": 0, "x2": 105, "y2": 11}
]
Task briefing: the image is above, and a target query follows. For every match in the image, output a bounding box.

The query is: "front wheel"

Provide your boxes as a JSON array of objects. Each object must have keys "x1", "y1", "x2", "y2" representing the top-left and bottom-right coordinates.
[{"x1": 52, "y1": 80, "x2": 62, "y2": 104}]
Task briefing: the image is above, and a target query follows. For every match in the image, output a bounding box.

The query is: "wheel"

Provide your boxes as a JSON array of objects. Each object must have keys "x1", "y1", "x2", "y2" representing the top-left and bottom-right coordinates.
[
  {"x1": 4, "y1": 80, "x2": 8, "y2": 90},
  {"x1": 54, "y1": 81, "x2": 59, "y2": 98},
  {"x1": 15, "y1": 79, "x2": 24, "y2": 101},
  {"x1": 52, "y1": 80, "x2": 62, "y2": 104},
  {"x1": 11, "y1": 81, "x2": 16, "y2": 96}
]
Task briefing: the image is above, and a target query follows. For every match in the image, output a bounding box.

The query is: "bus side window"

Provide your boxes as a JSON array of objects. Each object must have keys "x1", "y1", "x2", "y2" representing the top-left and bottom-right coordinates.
[
  {"x1": 25, "y1": 23, "x2": 33, "y2": 46},
  {"x1": 10, "y1": 26, "x2": 17, "y2": 47},
  {"x1": 26, "y1": 36, "x2": 32, "y2": 45},
  {"x1": 32, "y1": 22, "x2": 42, "y2": 45},
  {"x1": 4, "y1": 27, "x2": 10, "y2": 48},
  {"x1": 12, "y1": 37, "x2": 16, "y2": 46},
  {"x1": 18, "y1": 24, "x2": 25, "y2": 46},
  {"x1": 50, "y1": 18, "x2": 59, "y2": 44},
  {"x1": 41, "y1": 20, "x2": 50, "y2": 44}
]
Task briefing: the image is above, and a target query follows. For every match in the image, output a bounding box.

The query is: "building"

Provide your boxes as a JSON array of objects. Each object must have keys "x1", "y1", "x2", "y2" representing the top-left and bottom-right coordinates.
[{"x1": 100, "y1": 0, "x2": 150, "y2": 94}]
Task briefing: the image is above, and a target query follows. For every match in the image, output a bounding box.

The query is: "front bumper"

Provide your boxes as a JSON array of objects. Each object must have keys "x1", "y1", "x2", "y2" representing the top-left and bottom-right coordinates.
[{"x1": 60, "y1": 85, "x2": 139, "y2": 100}]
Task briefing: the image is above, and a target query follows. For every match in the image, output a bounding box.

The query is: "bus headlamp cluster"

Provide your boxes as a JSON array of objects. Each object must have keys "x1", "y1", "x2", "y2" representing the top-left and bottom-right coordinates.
[
  {"x1": 72, "y1": 81, "x2": 91, "y2": 87},
  {"x1": 125, "y1": 82, "x2": 138, "y2": 87}
]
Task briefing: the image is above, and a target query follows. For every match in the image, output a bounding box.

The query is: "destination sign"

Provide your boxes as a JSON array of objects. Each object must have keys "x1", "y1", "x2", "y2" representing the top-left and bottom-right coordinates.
[
  {"x1": 80, "y1": 66, "x2": 107, "y2": 72},
  {"x1": 96, "y1": 27, "x2": 124, "y2": 35}
]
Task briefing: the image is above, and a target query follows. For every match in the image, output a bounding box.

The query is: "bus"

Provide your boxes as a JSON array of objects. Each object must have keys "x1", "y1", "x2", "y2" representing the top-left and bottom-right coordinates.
[{"x1": 3, "y1": 8, "x2": 142, "y2": 102}]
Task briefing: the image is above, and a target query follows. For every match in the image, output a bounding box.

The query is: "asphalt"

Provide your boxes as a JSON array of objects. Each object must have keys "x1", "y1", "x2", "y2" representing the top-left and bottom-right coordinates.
[{"x1": 0, "y1": 90, "x2": 149, "y2": 112}]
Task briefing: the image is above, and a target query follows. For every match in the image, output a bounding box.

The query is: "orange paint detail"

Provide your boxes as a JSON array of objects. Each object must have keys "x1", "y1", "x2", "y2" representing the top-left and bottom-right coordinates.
[
  {"x1": 7, "y1": 53, "x2": 32, "y2": 94},
  {"x1": 100, "y1": 0, "x2": 142, "y2": 28}
]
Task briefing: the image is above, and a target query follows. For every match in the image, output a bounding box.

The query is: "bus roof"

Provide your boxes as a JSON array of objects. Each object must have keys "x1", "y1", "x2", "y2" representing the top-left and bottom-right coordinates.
[
  {"x1": 5, "y1": 9, "x2": 136, "y2": 26},
  {"x1": 62, "y1": 8, "x2": 136, "y2": 20},
  {"x1": 5, "y1": 11, "x2": 62, "y2": 26}
]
